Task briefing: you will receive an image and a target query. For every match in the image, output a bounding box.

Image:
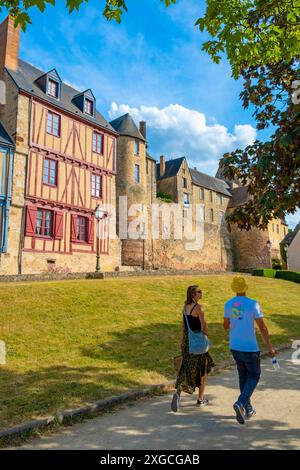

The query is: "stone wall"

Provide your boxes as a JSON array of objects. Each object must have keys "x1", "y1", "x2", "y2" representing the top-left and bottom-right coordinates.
[
  {"x1": 0, "y1": 74, "x2": 26, "y2": 275},
  {"x1": 229, "y1": 220, "x2": 271, "y2": 272}
]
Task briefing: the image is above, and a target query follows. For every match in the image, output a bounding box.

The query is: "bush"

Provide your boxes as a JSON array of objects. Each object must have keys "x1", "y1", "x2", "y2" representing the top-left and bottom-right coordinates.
[
  {"x1": 157, "y1": 191, "x2": 173, "y2": 203},
  {"x1": 275, "y1": 270, "x2": 300, "y2": 284},
  {"x1": 253, "y1": 269, "x2": 300, "y2": 284},
  {"x1": 252, "y1": 269, "x2": 277, "y2": 278},
  {"x1": 272, "y1": 258, "x2": 282, "y2": 270}
]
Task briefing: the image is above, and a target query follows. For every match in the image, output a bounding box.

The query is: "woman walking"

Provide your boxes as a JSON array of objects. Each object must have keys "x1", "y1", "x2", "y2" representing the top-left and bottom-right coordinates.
[{"x1": 171, "y1": 285, "x2": 215, "y2": 412}]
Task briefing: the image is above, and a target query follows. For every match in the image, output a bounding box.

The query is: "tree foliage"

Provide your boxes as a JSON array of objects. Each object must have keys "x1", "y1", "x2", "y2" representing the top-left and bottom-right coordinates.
[
  {"x1": 0, "y1": 0, "x2": 176, "y2": 30},
  {"x1": 197, "y1": 1, "x2": 300, "y2": 229}
]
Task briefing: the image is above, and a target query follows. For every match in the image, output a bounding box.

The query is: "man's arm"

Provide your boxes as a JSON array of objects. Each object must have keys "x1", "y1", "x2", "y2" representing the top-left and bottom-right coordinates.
[{"x1": 255, "y1": 318, "x2": 276, "y2": 357}]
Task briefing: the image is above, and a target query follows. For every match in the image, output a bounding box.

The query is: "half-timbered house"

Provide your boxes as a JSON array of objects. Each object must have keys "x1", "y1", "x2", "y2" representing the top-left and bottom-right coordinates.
[{"x1": 0, "y1": 16, "x2": 120, "y2": 275}]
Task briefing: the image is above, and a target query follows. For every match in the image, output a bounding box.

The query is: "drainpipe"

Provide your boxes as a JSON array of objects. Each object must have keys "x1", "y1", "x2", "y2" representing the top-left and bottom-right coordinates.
[{"x1": 18, "y1": 96, "x2": 32, "y2": 274}]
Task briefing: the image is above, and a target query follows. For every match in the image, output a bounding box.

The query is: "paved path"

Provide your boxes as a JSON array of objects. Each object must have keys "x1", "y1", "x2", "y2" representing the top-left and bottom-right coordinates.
[{"x1": 10, "y1": 350, "x2": 300, "y2": 450}]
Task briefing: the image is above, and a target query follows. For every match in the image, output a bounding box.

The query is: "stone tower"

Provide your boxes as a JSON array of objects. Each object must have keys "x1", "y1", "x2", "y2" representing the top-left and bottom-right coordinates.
[{"x1": 110, "y1": 113, "x2": 156, "y2": 268}]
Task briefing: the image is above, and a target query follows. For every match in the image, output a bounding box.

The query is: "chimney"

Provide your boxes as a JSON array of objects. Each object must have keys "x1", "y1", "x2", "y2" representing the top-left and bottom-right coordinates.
[
  {"x1": 139, "y1": 121, "x2": 146, "y2": 140},
  {"x1": 160, "y1": 155, "x2": 165, "y2": 177},
  {"x1": 0, "y1": 16, "x2": 20, "y2": 79}
]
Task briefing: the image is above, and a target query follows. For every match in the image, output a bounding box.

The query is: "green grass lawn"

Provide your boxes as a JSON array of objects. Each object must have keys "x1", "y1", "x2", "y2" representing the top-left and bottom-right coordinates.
[{"x1": 0, "y1": 274, "x2": 299, "y2": 429}]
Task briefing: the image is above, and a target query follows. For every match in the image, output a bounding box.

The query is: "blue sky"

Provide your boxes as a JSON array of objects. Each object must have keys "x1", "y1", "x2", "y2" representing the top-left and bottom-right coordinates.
[{"x1": 1, "y1": 0, "x2": 299, "y2": 227}]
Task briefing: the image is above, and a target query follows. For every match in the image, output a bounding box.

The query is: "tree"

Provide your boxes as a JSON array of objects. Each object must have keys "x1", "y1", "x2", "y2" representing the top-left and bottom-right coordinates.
[
  {"x1": 0, "y1": 0, "x2": 176, "y2": 30},
  {"x1": 197, "y1": 1, "x2": 300, "y2": 229}
]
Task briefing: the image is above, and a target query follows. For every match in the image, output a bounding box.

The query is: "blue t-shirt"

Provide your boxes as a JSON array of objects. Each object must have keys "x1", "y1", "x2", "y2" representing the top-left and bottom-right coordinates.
[{"x1": 224, "y1": 296, "x2": 264, "y2": 352}]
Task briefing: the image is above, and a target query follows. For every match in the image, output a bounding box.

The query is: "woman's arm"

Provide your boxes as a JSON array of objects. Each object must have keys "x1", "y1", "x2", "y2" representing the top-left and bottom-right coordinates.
[{"x1": 197, "y1": 304, "x2": 209, "y2": 335}]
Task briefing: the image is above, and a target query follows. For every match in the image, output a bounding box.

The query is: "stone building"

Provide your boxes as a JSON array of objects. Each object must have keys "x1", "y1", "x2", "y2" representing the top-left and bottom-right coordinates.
[
  {"x1": 219, "y1": 172, "x2": 288, "y2": 272},
  {"x1": 110, "y1": 113, "x2": 156, "y2": 269},
  {"x1": 154, "y1": 155, "x2": 234, "y2": 270},
  {"x1": 282, "y1": 223, "x2": 300, "y2": 271},
  {"x1": 0, "y1": 122, "x2": 14, "y2": 256},
  {"x1": 0, "y1": 16, "x2": 121, "y2": 275}
]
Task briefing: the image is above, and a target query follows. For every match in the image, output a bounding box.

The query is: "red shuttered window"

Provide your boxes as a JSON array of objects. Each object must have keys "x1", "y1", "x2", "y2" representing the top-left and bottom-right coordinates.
[
  {"x1": 25, "y1": 206, "x2": 37, "y2": 236},
  {"x1": 87, "y1": 217, "x2": 94, "y2": 245},
  {"x1": 36, "y1": 209, "x2": 53, "y2": 237},
  {"x1": 54, "y1": 212, "x2": 64, "y2": 240},
  {"x1": 71, "y1": 214, "x2": 94, "y2": 245}
]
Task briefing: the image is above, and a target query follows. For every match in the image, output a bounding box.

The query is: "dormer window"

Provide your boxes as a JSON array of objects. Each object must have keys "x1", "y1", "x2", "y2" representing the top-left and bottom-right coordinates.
[
  {"x1": 73, "y1": 89, "x2": 96, "y2": 117},
  {"x1": 84, "y1": 98, "x2": 93, "y2": 115},
  {"x1": 48, "y1": 79, "x2": 59, "y2": 98},
  {"x1": 36, "y1": 69, "x2": 61, "y2": 100}
]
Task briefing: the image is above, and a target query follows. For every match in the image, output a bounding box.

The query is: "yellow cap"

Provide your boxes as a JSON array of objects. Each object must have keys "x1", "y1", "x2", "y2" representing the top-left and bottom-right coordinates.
[{"x1": 231, "y1": 276, "x2": 248, "y2": 293}]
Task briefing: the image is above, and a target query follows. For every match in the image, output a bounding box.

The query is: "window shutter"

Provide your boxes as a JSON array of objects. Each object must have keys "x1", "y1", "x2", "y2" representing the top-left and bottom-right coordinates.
[
  {"x1": 25, "y1": 206, "x2": 37, "y2": 236},
  {"x1": 88, "y1": 217, "x2": 95, "y2": 245},
  {"x1": 54, "y1": 211, "x2": 64, "y2": 240},
  {"x1": 71, "y1": 214, "x2": 77, "y2": 242}
]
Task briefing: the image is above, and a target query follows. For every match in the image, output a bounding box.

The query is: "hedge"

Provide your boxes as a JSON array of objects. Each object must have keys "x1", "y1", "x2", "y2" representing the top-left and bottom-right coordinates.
[
  {"x1": 275, "y1": 270, "x2": 300, "y2": 284},
  {"x1": 253, "y1": 269, "x2": 277, "y2": 279},
  {"x1": 253, "y1": 269, "x2": 300, "y2": 283}
]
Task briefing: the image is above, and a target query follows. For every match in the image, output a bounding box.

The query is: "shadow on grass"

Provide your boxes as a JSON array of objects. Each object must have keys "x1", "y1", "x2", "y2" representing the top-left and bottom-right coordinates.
[{"x1": 0, "y1": 365, "x2": 141, "y2": 431}]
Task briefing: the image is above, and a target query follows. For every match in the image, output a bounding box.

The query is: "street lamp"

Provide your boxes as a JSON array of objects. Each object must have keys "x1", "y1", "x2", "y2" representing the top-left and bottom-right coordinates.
[
  {"x1": 94, "y1": 205, "x2": 107, "y2": 273},
  {"x1": 266, "y1": 240, "x2": 272, "y2": 268}
]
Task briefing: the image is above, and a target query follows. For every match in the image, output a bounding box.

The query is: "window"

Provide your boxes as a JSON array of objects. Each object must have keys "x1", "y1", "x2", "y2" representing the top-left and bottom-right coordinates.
[
  {"x1": 210, "y1": 208, "x2": 214, "y2": 222},
  {"x1": 84, "y1": 98, "x2": 93, "y2": 115},
  {"x1": 134, "y1": 164, "x2": 140, "y2": 183},
  {"x1": 182, "y1": 177, "x2": 187, "y2": 189},
  {"x1": 199, "y1": 205, "x2": 205, "y2": 221},
  {"x1": 220, "y1": 211, "x2": 225, "y2": 224},
  {"x1": 183, "y1": 193, "x2": 190, "y2": 206},
  {"x1": 36, "y1": 209, "x2": 52, "y2": 237},
  {"x1": 218, "y1": 193, "x2": 222, "y2": 206},
  {"x1": 47, "y1": 79, "x2": 59, "y2": 98},
  {"x1": 272, "y1": 223, "x2": 275, "y2": 232},
  {"x1": 92, "y1": 132, "x2": 103, "y2": 154},
  {"x1": 277, "y1": 225, "x2": 279, "y2": 234},
  {"x1": 76, "y1": 216, "x2": 87, "y2": 242},
  {"x1": 134, "y1": 140, "x2": 140, "y2": 155},
  {"x1": 47, "y1": 111, "x2": 60, "y2": 136},
  {"x1": 200, "y1": 188, "x2": 205, "y2": 200},
  {"x1": 146, "y1": 159, "x2": 149, "y2": 174},
  {"x1": 43, "y1": 158, "x2": 57, "y2": 186},
  {"x1": 91, "y1": 174, "x2": 102, "y2": 198},
  {"x1": 210, "y1": 191, "x2": 213, "y2": 203}
]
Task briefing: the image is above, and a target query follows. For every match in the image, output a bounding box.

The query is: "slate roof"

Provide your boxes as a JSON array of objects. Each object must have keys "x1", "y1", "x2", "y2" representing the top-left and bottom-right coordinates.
[
  {"x1": 282, "y1": 222, "x2": 300, "y2": 246},
  {"x1": 0, "y1": 122, "x2": 14, "y2": 147},
  {"x1": 109, "y1": 113, "x2": 146, "y2": 141},
  {"x1": 146, "y1": 152, "x2": 156, "y2": 162},
  {"x1": 190, "y1": 168, "x2": 232, "y2": 197},
  {"x1": 156, "y1": 156, "x2": 185, "y2": 180},
  {"x1": 6, "y1": 59, "x2": 117, "y2": 134},
  {"x1": 228, "y1": 186, "x2": 250, "y2": 208}
]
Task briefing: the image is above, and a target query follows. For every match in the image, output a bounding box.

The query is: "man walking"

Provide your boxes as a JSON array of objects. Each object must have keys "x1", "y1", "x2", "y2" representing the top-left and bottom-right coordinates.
[{"x1": 224, "y1": 276, "x2": 276, "y2": 424}]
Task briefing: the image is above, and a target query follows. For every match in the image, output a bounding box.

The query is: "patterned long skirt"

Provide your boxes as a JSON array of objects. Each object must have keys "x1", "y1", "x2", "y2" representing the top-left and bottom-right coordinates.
[{"x1": 175, "y1": 331, "x2": 215, "y2": 394}]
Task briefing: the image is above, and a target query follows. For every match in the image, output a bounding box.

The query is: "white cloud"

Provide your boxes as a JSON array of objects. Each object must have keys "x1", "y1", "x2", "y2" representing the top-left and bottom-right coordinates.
[{"x1": 109, "y1": 102, "x2": 257, "y2": 174}]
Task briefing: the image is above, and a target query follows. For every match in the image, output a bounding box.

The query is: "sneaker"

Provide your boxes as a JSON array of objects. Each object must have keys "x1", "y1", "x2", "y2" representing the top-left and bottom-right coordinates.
[
  {"x1": 196, "y1": 398, "x2": 209, "y2": 407},
  {"x1": 171, "y1": 392, "x2": 180, "y2": 412},
  {"x1": 245, "y1": 408, "x2": 256, "y2": 420},
  {"x1": 233, "y1": 401, "x2": 246, "y2": 424}
]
